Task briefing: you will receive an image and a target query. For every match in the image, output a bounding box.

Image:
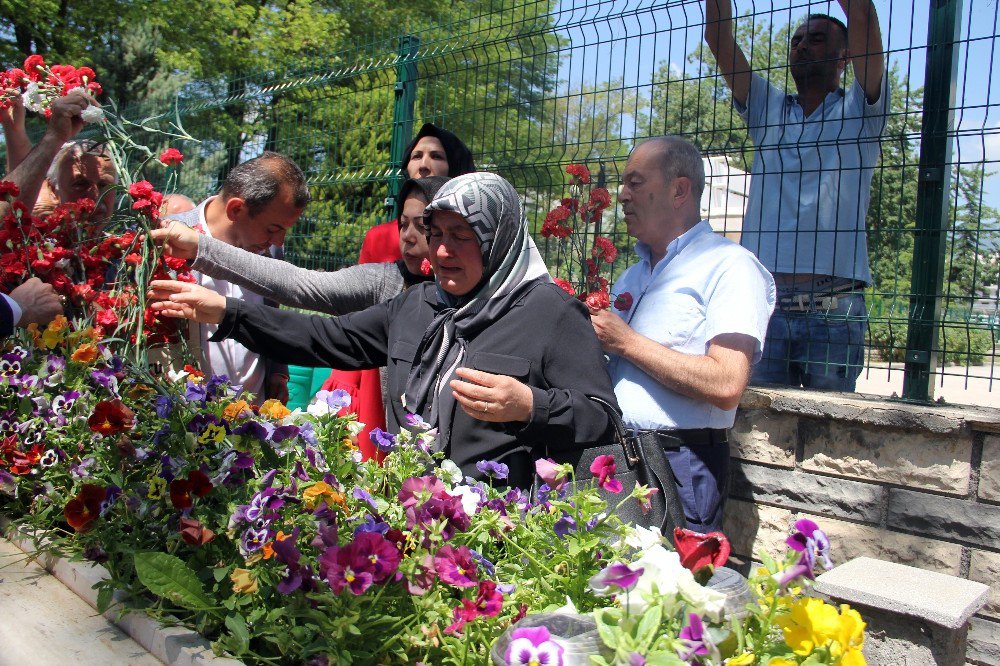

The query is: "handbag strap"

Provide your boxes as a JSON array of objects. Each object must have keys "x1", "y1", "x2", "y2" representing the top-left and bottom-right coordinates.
[{"x1": 587, "y1": 395, "x2": 642, "y2": 465}]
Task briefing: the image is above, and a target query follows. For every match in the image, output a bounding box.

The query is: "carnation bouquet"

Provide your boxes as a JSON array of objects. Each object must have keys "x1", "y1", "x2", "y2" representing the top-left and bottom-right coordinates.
[{"x1": 540, "y1": 164, "x2": 617, "y2": 309}]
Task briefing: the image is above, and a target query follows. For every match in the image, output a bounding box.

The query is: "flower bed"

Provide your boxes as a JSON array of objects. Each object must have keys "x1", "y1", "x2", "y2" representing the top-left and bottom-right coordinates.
[
  {"x1": 0, "y1": 53, "x2": 870, "y2": 666},
  {"x1": 0, "y1": 319, "x2": 870, "y2": 665}
]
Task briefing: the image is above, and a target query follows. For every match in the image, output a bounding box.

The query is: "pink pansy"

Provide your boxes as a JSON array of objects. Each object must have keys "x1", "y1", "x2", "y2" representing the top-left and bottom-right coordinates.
[
  {"x1": 590, "y1": 454, "x2": 623, "y2": 493},
  {"x1": 398, "y1": 475, "x2": 447, "y2": 508},
  {"x1": 434, "y1": 544, "x2": 478, "y2": 588},
  {"x1": 534, "y1": 457, "x2": 568, "y2": 492},
  {"x1": 504, "y1": 626, "x2": 566, "y2": 666}
]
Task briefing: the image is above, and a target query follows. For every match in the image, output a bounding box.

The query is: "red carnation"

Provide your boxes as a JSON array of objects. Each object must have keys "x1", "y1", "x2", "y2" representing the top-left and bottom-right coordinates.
[
  {"x1": 584, "y1": 289, "x2": 610, "y2": 311},
  {"x1": 0, "y1": 181, "x2": 20, "y2": 197},
  {"x1": 565, "y1": 163, "x2": 591, "y2": 184},
  {"x1": 88, "y1": 399, "x2": 136, "y2": 437},
  {"x1": 553, "y1": 278, "x2": 576, "y2": 297},
  {"x1": 23, "y1": 55, "x2": 45, "y2": 80},
  {"x1": 591, "y1": 236, "x2": 617, "y2": 264},
  {"x1": 674, "y1": 528, "x2": 731, "y2": 575},
  {"x1": 613, "y1": 292, "x2": 633, "y2": 312},
  {"x1": 129, "y1": 180, "x2": 155, "y2": 200},
  {"x1": 159, "y1": 148, "x2": 184, "y2": 166},
  {"x1": 64, "y1": 484, "x2": 107, "y2": 532}
]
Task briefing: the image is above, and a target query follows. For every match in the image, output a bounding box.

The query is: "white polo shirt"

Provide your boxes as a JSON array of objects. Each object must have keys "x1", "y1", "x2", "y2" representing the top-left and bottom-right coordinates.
[
  {"x1": 609, "y1": 221, "x2": 775, "y2": 430},
  {"x1": 190, "y1": 198, "x2": 267, "y2": 398}
]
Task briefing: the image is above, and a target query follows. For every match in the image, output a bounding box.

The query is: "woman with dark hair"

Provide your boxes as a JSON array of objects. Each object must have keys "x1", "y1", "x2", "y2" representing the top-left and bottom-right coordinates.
[
  {"x1": 358, "y1": 123, "x2": 476, "y2": 263},
  {"x1": 149, "y1": 173, "x2": 617, "y2": 488}
]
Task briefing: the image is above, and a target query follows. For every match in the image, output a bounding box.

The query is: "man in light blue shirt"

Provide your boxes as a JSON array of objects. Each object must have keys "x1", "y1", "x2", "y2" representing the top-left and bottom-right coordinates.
[
  {"x1": 591, "y1": 137, "x2": 775, "y2": 532},
  {"x1": 705, "y1": 0, "x2": 886, "y2": 390}
]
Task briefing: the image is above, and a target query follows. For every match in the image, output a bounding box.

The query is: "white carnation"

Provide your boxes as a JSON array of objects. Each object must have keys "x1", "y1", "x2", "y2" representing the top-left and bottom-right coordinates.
[
  {"x1": 80, "y1": 105, "x2": 105, "y2": 123},
  {"x1": 621, "y1": 545, "x2": 725, "y2": 620},
  {"x1": 21, "y1": 83, "x2": 44, "y2": 113}
]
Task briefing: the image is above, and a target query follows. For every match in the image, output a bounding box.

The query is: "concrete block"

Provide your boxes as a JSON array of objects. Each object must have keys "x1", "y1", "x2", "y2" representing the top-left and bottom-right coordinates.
[
  {"x1": 887, "y1": 490, "x2": 1000, "y2": 549},
  {"x1": 981, "y1": 435, "x2": 1000, "y2": 502},
  {"x1": 731, "y1": 463, "x2": 883, "y2": 523},
  {"x1": 854, "y1": 605, "x2": 969, "y2": 666},
  {"x1": 730, "y1": 411, "x2": 796, "y2": 468},
  {"x1": 722, "y1": 499, "x2": 792, "y2": 560},
  {"x1": 968, "y1": 616, "x2": 1000, "y2": 666},
  {"x1": 798, "y1": 513, "x2": 963, "y2": 575},
  {"x1": 971, "y1": 550, "x2": 1000, "y2": 621},
  {"x1": 816, "y1": 557, "x2": 989, "y2": 629},
  {"x1": 801, "y1": 420, "x2": 972, "y2": 495}
]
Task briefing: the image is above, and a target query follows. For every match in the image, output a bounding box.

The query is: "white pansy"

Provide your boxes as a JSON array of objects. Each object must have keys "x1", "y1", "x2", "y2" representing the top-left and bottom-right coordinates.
[
  {"x1": 346, "y1": 420, "x2": 366, "y2": 436},
  {"x1": 619, "y1": 545, "x2": 723, "y2": 619},
  {"x1": 449, "y1": 484, "x2": 482, "y2": 516},
  {"x1": 616, "y1": 524, "x2": 666, "y2": 553},
  {"x1": 439, "y1": 459, "x2": 463, "y2": 484},
  {"x1": 554, "y1": 596, "x2": 579, "y2": 615},
  {"x1": 306, "y1": 400, "x2": 331, "y2": 417},
  {"x1": 80, "y1": 105, "x2": 105, "y2": 123}
]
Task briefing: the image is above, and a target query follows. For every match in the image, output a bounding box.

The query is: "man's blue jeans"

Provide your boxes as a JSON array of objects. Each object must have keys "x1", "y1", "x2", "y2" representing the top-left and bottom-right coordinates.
[{"x1": 753, "y1": 293, "x2": 868, "y2": 391}]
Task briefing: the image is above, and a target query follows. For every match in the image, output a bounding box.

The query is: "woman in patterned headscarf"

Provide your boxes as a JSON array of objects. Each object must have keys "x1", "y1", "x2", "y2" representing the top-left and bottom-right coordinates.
[{"x1": 149, "y1": 172, "x2": 618, "y2": 488}]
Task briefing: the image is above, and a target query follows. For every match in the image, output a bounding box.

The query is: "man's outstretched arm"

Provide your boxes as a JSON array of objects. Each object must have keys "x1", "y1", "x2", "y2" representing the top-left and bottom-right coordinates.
[
  {"x1": 839, "y1": 0, "x2": 885, "y2": 104},
  {"x1": 705, "y1": 0, "x2": 753, "y2": 106}
]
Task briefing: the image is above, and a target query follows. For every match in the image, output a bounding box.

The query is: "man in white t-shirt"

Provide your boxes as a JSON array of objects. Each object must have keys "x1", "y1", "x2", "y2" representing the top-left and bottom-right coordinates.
[{"x1": 168, "y1": 152, "x2": 309, "y2": 403}]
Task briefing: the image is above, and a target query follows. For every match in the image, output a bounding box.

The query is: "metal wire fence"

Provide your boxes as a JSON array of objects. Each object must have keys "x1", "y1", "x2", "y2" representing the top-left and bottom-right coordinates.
[{"x1": 117, "y1": 0, "x2": 996, "y2": 403}]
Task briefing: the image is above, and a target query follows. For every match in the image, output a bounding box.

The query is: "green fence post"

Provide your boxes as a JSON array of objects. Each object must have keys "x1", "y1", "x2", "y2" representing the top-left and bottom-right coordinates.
[
  {"x1": 386, "y1": 35, "x2": 420, "y2": 217},
  {"x1": 902, "y1": 0, "x2": 963, "y2": 402}
]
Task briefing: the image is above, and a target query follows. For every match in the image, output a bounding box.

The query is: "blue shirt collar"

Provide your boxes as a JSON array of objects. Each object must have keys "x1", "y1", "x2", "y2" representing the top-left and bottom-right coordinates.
[{"x1": 635, "y1": 220, "x2": 713, "y2": 270}]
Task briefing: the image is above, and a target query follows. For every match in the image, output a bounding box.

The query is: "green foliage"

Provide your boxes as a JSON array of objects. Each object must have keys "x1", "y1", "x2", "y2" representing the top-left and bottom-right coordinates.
[{"x1": 134, "y1": 551, "x2": 216, "y2": 611}]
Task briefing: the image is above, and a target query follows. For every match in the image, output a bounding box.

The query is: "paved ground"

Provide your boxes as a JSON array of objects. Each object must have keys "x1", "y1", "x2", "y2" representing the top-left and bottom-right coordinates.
[
  {"x1": 0, "y1": 538, "x2": 160, "y2": 666},
  {"x1": 855, "y1": 361, "x2": 1000, "y2": 408}
]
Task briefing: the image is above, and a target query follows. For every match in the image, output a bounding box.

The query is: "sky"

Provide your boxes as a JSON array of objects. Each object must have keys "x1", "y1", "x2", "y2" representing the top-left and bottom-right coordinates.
[{"x1": 550, "y1": 0, "x2": 1000, "y2": 209}]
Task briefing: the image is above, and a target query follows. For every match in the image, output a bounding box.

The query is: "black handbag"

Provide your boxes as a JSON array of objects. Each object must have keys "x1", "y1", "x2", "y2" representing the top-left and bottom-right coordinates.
[{"x1": 540, "y1": 396, "x2": 686, "y2": 534}]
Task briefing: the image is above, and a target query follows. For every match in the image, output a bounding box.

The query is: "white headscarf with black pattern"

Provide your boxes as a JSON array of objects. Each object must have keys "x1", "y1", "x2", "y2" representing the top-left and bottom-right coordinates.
[{"x1": 403, "y1": 172, "x2": 550, "y2": 450}]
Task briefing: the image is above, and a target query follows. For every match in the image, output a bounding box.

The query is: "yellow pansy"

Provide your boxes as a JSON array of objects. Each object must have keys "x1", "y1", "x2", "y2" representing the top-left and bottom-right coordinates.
[
  {"x1": 198, "y1": 423, "x2": 228, "y2": 446},
  {"x1": 259, "y1": 399, "x2": 291, "y2": 420},
  {"x1": 778, "y1": 597, "x2": 841, "y2": 656},
  {"x1": 726, "y1": 653, "x2": 755, "y2": 665},
  {"x1": 767, "y1": 660, "x2": 797, "y2": 666},
  {"x1": 147, "y1": 476, "x2": 167, "y2": 500},
  {"x1": 833, "y1": 604, "x2": 866, "y2": 656},
  {"x1": 230, "y1": 568, "x2": 258, "y2": 595},
  {"x1": 839, "y1": 648, "x2": 866, "y2": 666}
]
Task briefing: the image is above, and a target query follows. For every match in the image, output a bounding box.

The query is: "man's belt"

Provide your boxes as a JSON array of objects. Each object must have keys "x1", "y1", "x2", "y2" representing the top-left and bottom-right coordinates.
[
  {"x1": 777, "y1": 280, "x2": 866, "y2": 313},
  {"x1": 637, "y1": 428, "x2": 728, "y2": 448}
]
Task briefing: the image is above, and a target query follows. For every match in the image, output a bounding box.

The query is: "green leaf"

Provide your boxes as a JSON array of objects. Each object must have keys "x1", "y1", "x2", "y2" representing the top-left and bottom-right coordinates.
[
  {"x1": 635, "y1": 605, "x2": 663, "y2": 647},
  {"x1": 133, "y1": 551, "x2": 214, "y2": 610},
  {"x1": 213, "y1": 566, "x2": 231, "y2": 583},
  {"x1": 96, "y1": 585, "x2": 114, "y2": 614},
  {"x1": 224, "y1": 614, "x2": 250, "y2": 654},
  {"x1": 645, "y1": 651, "x2": 687, "y2": 666},
  {"x1": 594, "y1": 607, "x2": 624, "y2": 650}
]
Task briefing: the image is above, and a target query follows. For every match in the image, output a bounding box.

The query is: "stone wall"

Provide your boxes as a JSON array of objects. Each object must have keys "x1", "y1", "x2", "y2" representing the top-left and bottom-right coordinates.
[{"x1": 727, "y1": 386, "x2": 1000, "y2": 665}]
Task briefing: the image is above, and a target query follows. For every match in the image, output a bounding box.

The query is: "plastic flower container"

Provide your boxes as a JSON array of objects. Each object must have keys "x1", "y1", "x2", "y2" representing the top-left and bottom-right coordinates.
[
  {"x1": 490, "y1": 613, "x2": 612, "y2": 665},
  {"x1": 706, "y1": 566, "x2": 752, "y2": 622}
]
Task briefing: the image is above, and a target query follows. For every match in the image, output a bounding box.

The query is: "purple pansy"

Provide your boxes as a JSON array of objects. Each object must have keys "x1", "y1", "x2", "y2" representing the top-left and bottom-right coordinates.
[
  {"x1": 678, "y1": 613, "x2": 711, "y2": 662},
  {"x1": 588, "y1": 562, "x2": 644, "y2": 595},
  {"x1": 553, "y1": 513, "x2": 577, "y2": 539},
  {"x1": 476, "y1": 460, "x2": 510, "y2": 480},
  {"x1": 370, "y1": 428, "x2": 397, "y2": 453},
  {"x1": 404, "y1": 412, "x2": 432, "y2": 431},
  {"x1": 774, "y1": 518, "x2": 834, "y2": 589},
  {"x1": 154, "y1": 395, "x2": 173, "y2": 418}
]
